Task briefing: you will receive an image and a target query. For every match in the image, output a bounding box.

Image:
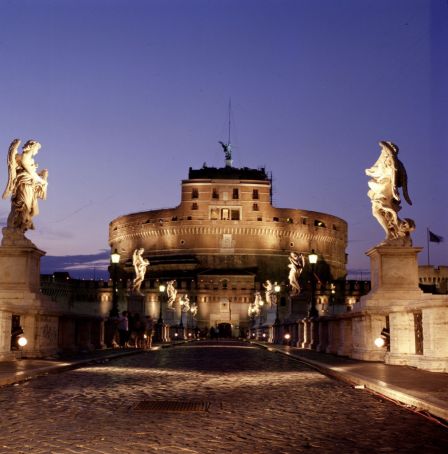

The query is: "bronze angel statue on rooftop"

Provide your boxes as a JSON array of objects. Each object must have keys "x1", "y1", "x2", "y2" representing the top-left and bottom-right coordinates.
[
  {"x1": 2, "y1": 139, "x2": 48, "y2": 235},
  {"x1": 365, "y1": 141, "x2": 415, "y2": 245}
]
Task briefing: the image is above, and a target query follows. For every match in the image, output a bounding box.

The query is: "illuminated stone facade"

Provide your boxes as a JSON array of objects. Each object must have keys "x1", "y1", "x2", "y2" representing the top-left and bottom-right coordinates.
[{"x1": 109, "y1": 165, "x2": 348, "y2": 332}]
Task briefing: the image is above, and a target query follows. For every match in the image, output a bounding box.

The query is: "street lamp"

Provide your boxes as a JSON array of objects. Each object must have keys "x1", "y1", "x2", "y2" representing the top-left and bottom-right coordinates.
[
  {"x1": 308, "y1": 250, "x2": 319, "y2": 318},
  {"x1": 110, "y1": 249, "x2": 120, "y2": 317},
  {"x1": 158, "y1": 284, "x2": 166, "y2": 324},
  {"x1": 274, "y1": 283, "x2": 281, "y2": 324},
  {"x1": 155, "y1": 283, "x2": 166, "y2": 343}
]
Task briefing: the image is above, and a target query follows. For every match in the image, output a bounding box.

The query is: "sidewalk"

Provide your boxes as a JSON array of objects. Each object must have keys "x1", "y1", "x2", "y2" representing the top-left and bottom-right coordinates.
[
  {"x1": 253, "y1": 341, "x2": 448, "y2": 424},
  {"x1": 0, "y1": 348, "x2": 143, "y2": 388}
]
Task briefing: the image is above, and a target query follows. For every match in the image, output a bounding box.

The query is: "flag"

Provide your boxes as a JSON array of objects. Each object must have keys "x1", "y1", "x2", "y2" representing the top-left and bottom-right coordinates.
[{"x1": 428, "y1": 230, "x2": 444, "y2": 243}]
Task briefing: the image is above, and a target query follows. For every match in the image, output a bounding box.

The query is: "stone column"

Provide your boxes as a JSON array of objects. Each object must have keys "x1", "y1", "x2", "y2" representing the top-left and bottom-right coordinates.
[
  {"x1": 310, "y1": 318, "x2": 319, "y2": 350},
  {"x1": 296, "y1": 320, "x2": 305, "y2": 348},
  {"x1": 302, "y1": 319, "x2": 311, "y2": 349},
  {"x1": 0, "y1": 311, "x2": 13, "y2": 360},
  {"x1": 421, "y1": 306, "x2": 448, "y2": 372},
  {"x1": 317, "y1": 320, "x2": 328, "y2": 352},
  {"x1": 338, "y1": 318, "x2": 353, "y2": 357},
  {"x1": 326, "y1": 318, "x2": 340, "y2": 355},
  {"x1": 351, "y1": 313, "x2": 388, "y2": 361}
]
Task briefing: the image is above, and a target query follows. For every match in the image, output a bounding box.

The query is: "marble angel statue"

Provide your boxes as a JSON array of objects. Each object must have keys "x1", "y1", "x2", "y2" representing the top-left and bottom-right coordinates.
[
  {"x1": 262, "y1": 280, "x2": 273, "y2": 307},
  {"x1": 166, "y1": 280, "x2": 177, "y2": 308},
  {"x1": 218, "y1": 141, "x2": 232, "y2": 161},
  {"x1": 132, "y1": 248, "x2": 150, "y2": 295},
  {"x1": 248, "y1": 291, "x2": 263, "y2": 317},
  {"x1": 366, "y1": 141, "x2": 415, "y2": 245},
  {"x1": 179, "y1": 294, "x2": 190, "y2": 312},
  {"x1": 288, "y1": 252, "x2": 305, "y2": 295},
  {"x1": 190, "y1": 301, "x2": 198, "y2": 318},
  {"x1": 2, "y1": 139, "x2": 48, "y2": 234}
]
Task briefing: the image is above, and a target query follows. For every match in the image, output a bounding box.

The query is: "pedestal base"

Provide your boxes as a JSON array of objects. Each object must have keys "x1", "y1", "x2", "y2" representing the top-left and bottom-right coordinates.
[
  {"x1": 354, "y1": 245, "x2": 423, "y2": 311},
  {"x1": 0, "y1": 241, "x2": 60, "y2": 360},
  {"x1": 127, "y1": 294, "x2": 145, "y2": 315}
]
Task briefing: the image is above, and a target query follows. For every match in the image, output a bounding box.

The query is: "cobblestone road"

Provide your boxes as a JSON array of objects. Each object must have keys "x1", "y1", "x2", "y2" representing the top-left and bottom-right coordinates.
[{"x1": 0, "y1": 343, "x2": 447, "y2": 454}]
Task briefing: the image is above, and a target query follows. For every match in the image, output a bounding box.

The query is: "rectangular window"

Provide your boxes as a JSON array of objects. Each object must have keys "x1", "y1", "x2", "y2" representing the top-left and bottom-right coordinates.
[
  {"x1": 301, "y1": 217, "x2": 308, "y2": 225},
  {"x1": 221, "y1": 208, "x2": 229, "y2": 220},
  {"x1": 233, "y1": 188, "x2": 239, "y2": 199},
  {"x1": 212, "y1": 189, "x2": 219, "y2": 199},
  {"x1": 192, "y1": 188, "x2": 199, "y2": 199},
  {"x1": 231, "y1": 209, "x2": 240, "y2": 220},
  {"x1": 253, "y1": 203, "x2": 259, "y2": 211},
  {"x1": 252, "y1": 189, "x2": 259, "y2": 199},
  {"x1": 273, "y1": 217, "x2": 279, "y2": 222},
  {"x1": 210, "y1": 208, "x2": 219, "y2": 220},
  {"x1": 192, "y1": 203, "x2": 198, "y2": 210}
]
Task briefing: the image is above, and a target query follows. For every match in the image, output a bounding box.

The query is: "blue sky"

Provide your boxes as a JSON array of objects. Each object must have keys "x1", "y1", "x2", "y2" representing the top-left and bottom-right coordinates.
[{"x1": 0, "y1": 0, "x2": 446, "y2": 279}]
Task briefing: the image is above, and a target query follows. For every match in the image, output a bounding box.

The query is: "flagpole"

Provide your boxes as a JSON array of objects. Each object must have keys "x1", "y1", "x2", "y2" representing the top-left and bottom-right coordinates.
[{"x1": 427, "y1": 227, "x2": 430, "y2": 266}]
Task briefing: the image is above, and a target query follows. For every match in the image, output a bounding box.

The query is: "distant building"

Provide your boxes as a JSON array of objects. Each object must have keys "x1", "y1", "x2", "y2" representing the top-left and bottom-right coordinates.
[
  {"x1": 419, "y1": 266, "x2": 448, "y2": 294},
  {"x1": 108, "y1": 159, "x2": 348, "y2": 332}
]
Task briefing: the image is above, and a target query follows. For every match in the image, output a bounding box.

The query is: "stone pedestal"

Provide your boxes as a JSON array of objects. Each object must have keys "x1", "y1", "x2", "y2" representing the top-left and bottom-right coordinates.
[
  {"x1": 128, "y1": 294, "x2": 145, "y2": 316},
  {"x1": 350, "y1": 245, "x2": 424, "y2": 361},
  {"x1": 0, "y1": 243, "x2": 45, "y2": 293},
  {"x1": 355, "y1": 245, "x2": 423, "y2": 311},
  {"x1": 0, "y1": 242, "x2": 60, "y2": 360}
]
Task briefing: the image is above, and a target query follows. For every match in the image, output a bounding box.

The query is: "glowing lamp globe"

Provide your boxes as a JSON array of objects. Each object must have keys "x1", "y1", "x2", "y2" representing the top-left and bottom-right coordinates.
[
  {"x1": 374, "y1": 337, "x2": 385, "y2": 348},
  {"x1": 18, "y1": 336, "x2": 28, "y2": 347},
  {"x1": 111, "y1": 249, "x2": 120, "y2": 264},
  {"x1": 309, "y1": 249, "x2": 318, "y2": 265}
]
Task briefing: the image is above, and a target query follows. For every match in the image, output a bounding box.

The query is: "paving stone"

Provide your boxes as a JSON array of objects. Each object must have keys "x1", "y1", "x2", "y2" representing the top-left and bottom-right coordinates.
[{"x1": 0, "y1": 344, "x2": 447, "y2": 453}]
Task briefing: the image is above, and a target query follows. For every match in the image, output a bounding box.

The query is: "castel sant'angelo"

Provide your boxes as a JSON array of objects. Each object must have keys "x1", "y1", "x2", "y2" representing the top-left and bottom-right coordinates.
[{"x1": 109, "y1": 143, "x2": 347, "y2": 332}]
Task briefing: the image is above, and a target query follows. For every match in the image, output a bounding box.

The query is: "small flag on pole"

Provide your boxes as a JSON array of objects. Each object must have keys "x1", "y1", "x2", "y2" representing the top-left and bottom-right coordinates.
[{"x1": 428, "y1": 230, "x2": 444, "y2": 243}]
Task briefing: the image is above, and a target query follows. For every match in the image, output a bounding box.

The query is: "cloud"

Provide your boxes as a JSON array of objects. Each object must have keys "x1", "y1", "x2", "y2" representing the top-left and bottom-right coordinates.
[{"x1": 41, "y1": 250, "x2": 111, "y2": 279}]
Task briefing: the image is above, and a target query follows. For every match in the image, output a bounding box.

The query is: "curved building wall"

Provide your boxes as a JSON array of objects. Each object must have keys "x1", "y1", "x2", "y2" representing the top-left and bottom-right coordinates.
[{"x1": 109, "y1": 174, "x2": 348, "y2": 280}]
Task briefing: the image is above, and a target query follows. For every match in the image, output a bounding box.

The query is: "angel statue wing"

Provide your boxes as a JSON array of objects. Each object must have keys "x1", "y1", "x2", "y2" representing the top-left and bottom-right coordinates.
[
  {"x1": 395, "y1": 157, "x2": 412, "y2": 206},
  {"x1": 2, "y1": 139, "x2": 20, "y2": 199}
]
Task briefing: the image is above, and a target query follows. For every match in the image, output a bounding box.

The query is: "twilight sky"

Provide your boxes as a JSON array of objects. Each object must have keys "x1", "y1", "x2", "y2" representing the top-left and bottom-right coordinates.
[{"x1": 0, "y1": 0, "x2": 447, "y2": 279}]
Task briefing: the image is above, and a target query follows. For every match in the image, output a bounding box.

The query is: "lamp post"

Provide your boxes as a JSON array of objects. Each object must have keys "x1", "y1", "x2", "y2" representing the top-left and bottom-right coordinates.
[
  {"x1": 308, "y1": 250, "x2": 318, "y2": 318},
  {"x1": 155, "y1": 283, "x2": 167, "y2": 343},
  {"x1": 274, "y1": 283, "x2": 281, "y2": 324},
  {"x1": 179, "y1": 307, "x2": 184, "y2": 329},
  {"x1": 110, "y1": 249, "x2": 121, "y2": 317},
  {"x1": 158, "y1": 284, "x2": 166, "y2": 324},
  {"x1": 273, "y1": 283, "x2": 281, "y2": 343}
]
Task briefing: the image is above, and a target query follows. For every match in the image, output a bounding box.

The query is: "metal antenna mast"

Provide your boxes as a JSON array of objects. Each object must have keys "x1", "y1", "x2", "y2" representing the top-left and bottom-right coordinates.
[{"x1": 228, "y1": 98, "x2": 231, "y2": 145}]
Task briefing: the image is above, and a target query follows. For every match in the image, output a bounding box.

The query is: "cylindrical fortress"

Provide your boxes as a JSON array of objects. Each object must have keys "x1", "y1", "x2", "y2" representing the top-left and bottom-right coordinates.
[{"x1": 109, "y1": 166, "x2": 347, "y2": 281}]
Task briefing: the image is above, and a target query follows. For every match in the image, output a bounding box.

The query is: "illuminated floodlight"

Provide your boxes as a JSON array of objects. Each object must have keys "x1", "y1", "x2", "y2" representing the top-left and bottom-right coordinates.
[
  {"x1": 284, "y1": 333, "x2": 291, "y2": 340},
  {"x1": 262, "y1": 333, "x2": 266, "y2": 338},
  {"x1": 374, "y1": 337, "x2": 385, "y2": 348},
  {"x1": 18, "y1": 336, "x2": 28, "y2": 347},
  {"x1": 159, "y1": 284, "x2": 166, "y2": 292}
]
